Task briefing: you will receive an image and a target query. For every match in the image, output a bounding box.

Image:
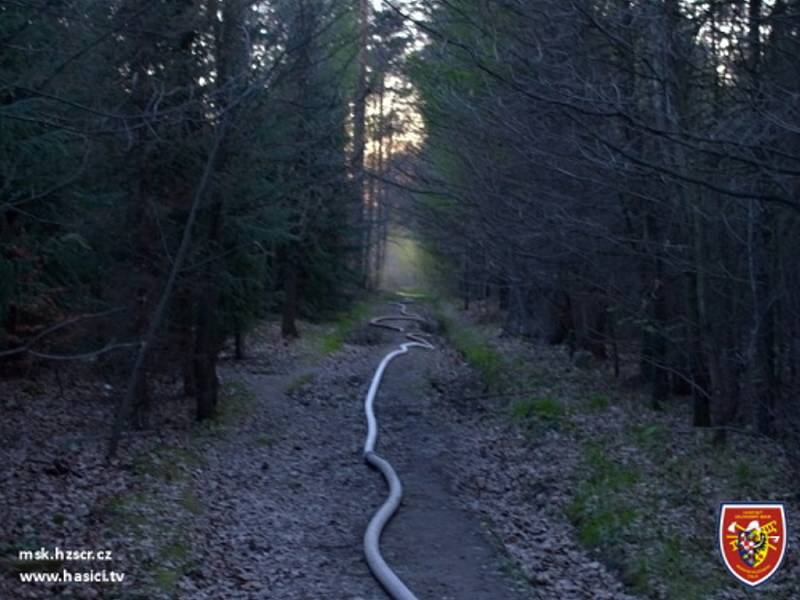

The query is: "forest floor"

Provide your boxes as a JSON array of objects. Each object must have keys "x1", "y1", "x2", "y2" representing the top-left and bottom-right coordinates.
[
  {"x1": 2, "y1": 294, "x2": 799, "y2": 599},
  {"x1": 431, "y1": 297, "x2": 800, "y2": 600}
]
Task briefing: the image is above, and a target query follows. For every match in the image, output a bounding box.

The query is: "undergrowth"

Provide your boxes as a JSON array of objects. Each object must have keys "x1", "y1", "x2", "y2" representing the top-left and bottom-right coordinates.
[
  {"x1": 509, "y1": 396, "x2": 568, "y2": 436},
  {"x1": 315, "y1": 299, "x2": 373, "y2": 354},
  {"x1": 566, "y1": 414, "x2": 786, "y2": 599},
  {"x1": 429, "y1": 295, "x2": 792, "y2": 599},
  {"x1": 567, "y1": 441, "x2": 639, "y2": 549},
  {"x1": 107, "y1": 449, "x2": 200, "y2": 597},
  {"x1": 432, "y1": 299, "x2": 506, "y2": 391},
  {"x1": 103, "y1": 379, "x2": 259, "y2": 597},
  {"x1": 286, "y1": 372, "x2": 316, "y2": 397}
]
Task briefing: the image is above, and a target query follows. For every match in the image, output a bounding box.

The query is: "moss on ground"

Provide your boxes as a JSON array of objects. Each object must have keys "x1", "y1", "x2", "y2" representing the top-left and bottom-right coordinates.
[
  {"x1": 104, "y1": 404, "x2": 230, "y2": 599},
  {"x1": 179, "y1": 490, "x2": 203, "y2": 515},
  {"x1": 583, "y1": 393, "x2": 610, "y2": 412},
  {"x1": 152, "y1": 540, "x2": 194, "y2": 595},
  {"x1": 566, "y1": 418, "x2": 789, "y2": 598},
  {"x1": 510, "y1": 396, "x2": 566, "y2": 422},
  {"x1": 255, "y1": 433, "x2": 273, "y2": 447},
  {"x1": 315, "y1": 299, "x2": 373, "y2": 354},
  {"x1": 102, "y1": 481, "x2": 198, "y2": 597},
  {"x1": 567, "y1": 442, "x2": 640, "y2": 548},
  {"x1": 217, "y1": 380, "x2": 256, "y2": 425},
  {"x1": 432, "y1": 300, "x2": 506, "y2": 391},
  {"x1": 133, "y1": 445, "x2": 204, "y2": 482},
  {"x1": 104, "y1": 491, "x2": 154, "y2": 533},
  {"x1": 286, "y1": 372, "x2": 316, "y2": 397}
]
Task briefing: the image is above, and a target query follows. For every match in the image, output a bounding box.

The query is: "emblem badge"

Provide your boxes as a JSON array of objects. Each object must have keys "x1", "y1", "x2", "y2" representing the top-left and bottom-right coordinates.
[{"x1": 719, "y1": 503, "x2": 787, "y2": 587}]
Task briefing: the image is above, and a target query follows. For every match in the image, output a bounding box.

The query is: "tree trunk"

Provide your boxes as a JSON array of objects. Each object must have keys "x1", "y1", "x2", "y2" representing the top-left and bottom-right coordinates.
[
  {"x1": 191, "y1": 0, "x2": 246, "y2": 420},
  {"x1": 235, "y1": 329, "x2": 245, "y2": 360},
  {"x1": 687, "y1": 265, "x2": 711, "y2": 427},
  {"x1": 281, "y1": 258, "x2": 300, "y2": 338},
  {"x1": 193, "y1": 293, "x2": 221, "y2": 420},
  {"x1": 352, "y1": 0, "x2": 370, "y2": 283}
]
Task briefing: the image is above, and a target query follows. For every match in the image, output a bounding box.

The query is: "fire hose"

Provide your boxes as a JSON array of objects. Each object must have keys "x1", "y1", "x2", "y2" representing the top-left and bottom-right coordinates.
[{"x1": 362, "y1": 302, "x2": 433, "y2": 600}]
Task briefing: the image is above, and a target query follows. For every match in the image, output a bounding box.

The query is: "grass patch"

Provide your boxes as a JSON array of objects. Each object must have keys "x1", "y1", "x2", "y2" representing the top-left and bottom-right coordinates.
[
  {"x1": 106, "y1": 466, "x2": 201, "y2": 596},
  {"x1": 584, "y1": 444, "x2": 639, "y2": 489},
  {"x1": 424, "y1": 292, "x2": 780, "y2": 598},
  {"x1": 510, "y1": 396, "x2": 565, "y2": 422},
  {"x1": 320, "y1": 331, "x2": 346, "y2": 354},
  {"x1": 570, "y1": 430, "x2": 766, "y2": 598},
  {"x1": 104, "y1": 491, "x2": 153, "y2": 531},
  {"x1": 316, "y1": 300, "x2": 372, "y2": 354},
  {"x1": 152, "y1": 539, "x2": 194, "y2": 596},
  {"x1": 255, "y1": 433, "x2": 273, "y2": 447},
  {"x1": 584, "y1": 393, "x2": 610, "y2": 412},
  {"x1": 567, "y1": 443, "x2": 640, "y2": 550},
  {"x1": 215, "y1": 379, "x2": 256, "y2": 426},
  {"x1": 153, "y1": 566, "x2": 180, "y2": 594},
  {"x1": 286, "y1": 372, "x2": 315, "y2": 397},
  {"x1": 396, "y1": 288, "x2": 433, "y2": 300},
  {"x1": 615, "y1": 534, "x2": 728, "y2": 599},
  {"x1": 434, "y1": 301, "x2": 505, "y2": 390},
  {"x1": 22, "y1": 381, "x2": 46, "y2": 396},
  {"x1": 97, "y1": 419, "x2": 214, "y2": 598},
  {"x1": 454, "y1": 335, "x2": 503, "y2": 388},
  {"x1": 509, "y1": 396, "x2": 568, "y2": 435},
  {"x1": 574, "y1": 503, "x2": 638, "y2": 548},
  {"x1": 159, "y1": 541, "x2": 190, "y2": 563},
  {"x1": 628, "y1": 423, "x2": 669, "y2": 458},
  {"x1": 190, "y1": 379, "x2": 256, "y2": 440},
  {"x1": 711, "y1": 444, "x2": 779, "y2": 498},
  {"x1": 179, "y1": 490, "x2": 203, "y2": 515},
  {"x1": 133, "y1": 445, "x2": 203, "y2": 482},
  {"x1": 655, "y1": 536, "x2": 727, "y2": 599}
]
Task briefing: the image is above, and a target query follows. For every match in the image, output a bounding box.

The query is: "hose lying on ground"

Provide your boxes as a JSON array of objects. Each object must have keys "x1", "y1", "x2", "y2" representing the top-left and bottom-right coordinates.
[{"x1": 362, "y1": 302, "x2": 433, "y2": 600}]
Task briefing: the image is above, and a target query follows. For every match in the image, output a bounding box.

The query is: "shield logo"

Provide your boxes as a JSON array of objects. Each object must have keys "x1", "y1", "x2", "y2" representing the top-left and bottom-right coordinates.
[{"x1": 719, "y1": 502, "x2": 787, "y2": 587}]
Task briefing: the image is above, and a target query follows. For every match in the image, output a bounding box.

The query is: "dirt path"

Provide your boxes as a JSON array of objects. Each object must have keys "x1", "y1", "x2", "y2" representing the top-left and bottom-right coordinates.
[
  {"x1": 375, "y1": 342, "x2": 530, "y2": 599},
  {"x1": 363, "y1": 306, "x2": 634, "y2": 600},
  {"x1": 167, "y1": 300, "x2": 647, "y2": 600},
  {"x1": 180, "y1": 307, "x2": 532, "y2": 599},
  {"x1": 6, "y1": 301, "x2": 794, "y2": 599}
]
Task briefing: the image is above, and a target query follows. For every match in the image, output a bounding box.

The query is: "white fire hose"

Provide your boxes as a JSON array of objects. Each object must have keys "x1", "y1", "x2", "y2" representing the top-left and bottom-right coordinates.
[{"x1": 362, "y1": 302, "x2": 433, "y2": 600}]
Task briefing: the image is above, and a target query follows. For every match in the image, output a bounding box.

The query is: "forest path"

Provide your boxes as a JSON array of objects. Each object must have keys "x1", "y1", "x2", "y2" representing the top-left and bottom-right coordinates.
[
  {"x1": 362, "y1": 307, "x2": 531, "y2": 599},
  {"x1": 183, "y1": 303, "x2": 533, "y2": 599},
  {"x1": 364, "y1": 336, "x2": 534, "y2": 600}
]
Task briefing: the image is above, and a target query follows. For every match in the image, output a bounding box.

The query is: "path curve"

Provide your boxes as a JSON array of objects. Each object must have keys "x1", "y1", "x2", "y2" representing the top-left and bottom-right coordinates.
[{"x1": 362, "y1": 302, "x2": 433, "y2": 600}]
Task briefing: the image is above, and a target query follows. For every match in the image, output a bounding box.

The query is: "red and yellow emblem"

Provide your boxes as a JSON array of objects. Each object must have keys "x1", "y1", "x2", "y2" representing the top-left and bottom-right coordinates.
[{"x1": 719, "y1": 503, "x2": 787, "y2": 587}]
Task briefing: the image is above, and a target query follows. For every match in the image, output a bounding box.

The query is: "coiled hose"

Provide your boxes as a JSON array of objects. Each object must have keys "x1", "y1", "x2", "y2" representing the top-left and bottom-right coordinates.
[{"x1": 363, "y1": 302, "x2": 433, "y2": 600}]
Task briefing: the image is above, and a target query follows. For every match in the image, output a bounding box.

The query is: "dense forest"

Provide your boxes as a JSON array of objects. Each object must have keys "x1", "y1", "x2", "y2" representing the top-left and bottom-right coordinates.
[
  {"x1": 2, "y1": 0, "x2": 800, "y2": 598},
  {"x1": 1, "y1": 0, "x2": 411, "y2": 454},
  {"x1": 409, "y1": 0, "x2": 800, "y2": 447}
]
